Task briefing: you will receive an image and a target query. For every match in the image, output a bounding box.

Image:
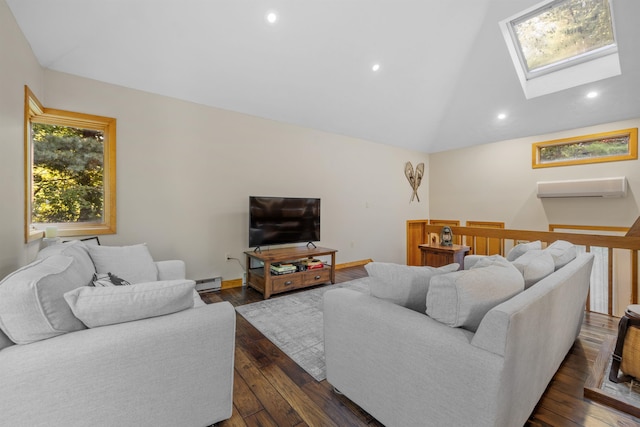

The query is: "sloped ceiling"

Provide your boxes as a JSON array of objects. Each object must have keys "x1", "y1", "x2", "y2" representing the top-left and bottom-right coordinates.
[{"x1": 6, "y1": 0, "x2": 640, "y2": 153}]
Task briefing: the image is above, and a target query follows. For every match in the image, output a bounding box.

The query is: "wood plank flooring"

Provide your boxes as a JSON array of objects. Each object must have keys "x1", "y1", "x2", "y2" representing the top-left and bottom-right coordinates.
[{"x1": 200, "y1": 266, "x2": 640, "y2": 427}]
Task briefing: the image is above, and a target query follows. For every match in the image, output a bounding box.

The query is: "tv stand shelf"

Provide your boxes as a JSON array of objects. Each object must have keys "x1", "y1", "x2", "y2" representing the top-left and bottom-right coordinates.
[{"x1": 244, "y1": 246, "x2": 337, "y2": 299}]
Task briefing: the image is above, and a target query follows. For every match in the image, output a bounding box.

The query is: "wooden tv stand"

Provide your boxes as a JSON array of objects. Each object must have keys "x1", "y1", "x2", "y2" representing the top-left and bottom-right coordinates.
[{"x1": 244, "y1": 246, "x2": 337, "y2": 299}]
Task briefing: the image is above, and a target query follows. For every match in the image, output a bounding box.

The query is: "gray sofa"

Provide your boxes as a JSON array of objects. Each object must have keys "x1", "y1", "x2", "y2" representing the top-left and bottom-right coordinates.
[
  {"x1": 0, "y1": 241, "x2": 235, "y2": 426},
  {"x1": 324, "y1": 241, "x2": 594, "y2": 427}
]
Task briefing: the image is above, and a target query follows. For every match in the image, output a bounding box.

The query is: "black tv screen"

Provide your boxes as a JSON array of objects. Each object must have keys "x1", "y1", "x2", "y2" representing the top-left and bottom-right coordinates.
[{"x1": 249, "y1": 196, "x2": 320, "y2": 247}]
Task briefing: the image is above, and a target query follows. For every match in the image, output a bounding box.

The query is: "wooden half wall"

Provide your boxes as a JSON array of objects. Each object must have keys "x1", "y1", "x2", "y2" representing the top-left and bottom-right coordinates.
[{"x1": 407, "y1": 220, "x2": 640, "y2": 316}]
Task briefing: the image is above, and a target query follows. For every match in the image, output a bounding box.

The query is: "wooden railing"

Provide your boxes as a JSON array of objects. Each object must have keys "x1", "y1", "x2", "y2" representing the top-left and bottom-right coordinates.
[{"x1": 407, "y1": 220, "x2": 640, "y2": 316}]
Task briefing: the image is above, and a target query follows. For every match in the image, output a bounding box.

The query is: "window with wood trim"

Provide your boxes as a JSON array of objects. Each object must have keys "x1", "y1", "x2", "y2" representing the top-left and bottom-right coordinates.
[
  {"x1": 24, "y1": 86, "x2": 117, "y2": 242},
  {"x1": 532, "y1": 128, "x2": 638, "y2": 169}
]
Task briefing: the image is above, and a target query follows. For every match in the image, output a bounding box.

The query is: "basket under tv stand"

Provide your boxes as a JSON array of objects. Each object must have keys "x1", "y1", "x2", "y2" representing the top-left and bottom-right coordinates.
[{"x1": 244, "y1": 246, "x2": 337, "y2": 299}]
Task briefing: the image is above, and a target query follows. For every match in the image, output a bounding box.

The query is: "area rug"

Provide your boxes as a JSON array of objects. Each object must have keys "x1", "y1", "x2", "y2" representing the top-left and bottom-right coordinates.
[{"x1": 235, "y1": 278, "x2": 371, "y2": 381}]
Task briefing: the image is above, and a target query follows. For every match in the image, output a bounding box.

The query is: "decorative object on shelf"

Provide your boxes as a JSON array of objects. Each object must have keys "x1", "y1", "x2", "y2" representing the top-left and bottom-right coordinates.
[
  {"x1": 440, "y1": 226, "x2": 453, "y2": 246},
  {"x1": 44, "y1": 226, "x2": 58, "y2": 238},
  {"x1": 404, "y1": 161, "x2": 424, "y2": 202}
]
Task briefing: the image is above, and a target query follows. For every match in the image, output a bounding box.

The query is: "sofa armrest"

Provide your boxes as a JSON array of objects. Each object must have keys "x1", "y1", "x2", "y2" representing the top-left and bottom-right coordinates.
[
  {"x1": 323, "y1": 288, "x2": 503, "y2": 427},
  {"x1": 0, "y1": 302, "x2": 235, "y2": 427},
  {"x1": 155, "y1": 259, "x2": 186, "y2": 280}
]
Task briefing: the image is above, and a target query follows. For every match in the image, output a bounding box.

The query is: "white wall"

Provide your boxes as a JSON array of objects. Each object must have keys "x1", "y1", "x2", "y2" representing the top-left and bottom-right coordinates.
[
  {"x1": 430, "y1": 120, "x2": 640, "y2": 316},
  {"x1": 429, "y1": 119, "x2": 640, "y2": 230},
  {"x1": 0, "y1": 0, "x2": 44, "y2": 279},
  {"x1": 10, "y1": 68, "x2": 425, "y2": 281},
  {"x1": 0, "y1": 0, "x2": 429, "y2": 281}
]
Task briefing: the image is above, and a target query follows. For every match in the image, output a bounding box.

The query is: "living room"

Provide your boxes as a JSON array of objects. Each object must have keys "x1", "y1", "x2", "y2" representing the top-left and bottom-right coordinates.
[
  {"x1": 2, "y1": 1, "x2": 639, "y2": 285},
  {"x1": 2, "y1": 0, "x2": 640, "y2": 426}
]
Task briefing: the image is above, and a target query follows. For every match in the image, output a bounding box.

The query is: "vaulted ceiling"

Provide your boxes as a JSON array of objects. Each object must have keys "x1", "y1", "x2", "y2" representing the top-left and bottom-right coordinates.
[{"x1": 7, "y1": 0, "x2": 640, "y2": 153}]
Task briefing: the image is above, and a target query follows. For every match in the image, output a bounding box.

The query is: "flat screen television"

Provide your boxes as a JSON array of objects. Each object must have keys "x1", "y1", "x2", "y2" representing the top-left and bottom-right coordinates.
[{"x1": 249, "y1": 196, "x2": 320, "y2": 248}]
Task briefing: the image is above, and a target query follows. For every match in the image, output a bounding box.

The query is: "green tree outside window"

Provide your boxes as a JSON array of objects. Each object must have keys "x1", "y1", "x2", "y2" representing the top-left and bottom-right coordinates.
[
  {"x1": 24, "y1": 86, "x2": 116, "y2": 242},
  {"x1": 31, "y1": 123, "x2": 105, "y2": 223}
]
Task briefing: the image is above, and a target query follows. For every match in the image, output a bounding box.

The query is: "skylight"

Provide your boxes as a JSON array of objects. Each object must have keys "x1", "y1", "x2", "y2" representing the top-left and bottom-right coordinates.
[{"x1": 500, "y1": 0, "x2": 621, "y2": 99}]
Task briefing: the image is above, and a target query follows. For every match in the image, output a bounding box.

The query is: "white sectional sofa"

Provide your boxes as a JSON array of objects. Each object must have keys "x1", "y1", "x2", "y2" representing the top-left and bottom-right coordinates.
[
  {"x1": 324, "y1": 241, "x2": 594, "y2": 427},
  {"x1": 0, "y1": 240, "x2": 235, "y2": 426}
]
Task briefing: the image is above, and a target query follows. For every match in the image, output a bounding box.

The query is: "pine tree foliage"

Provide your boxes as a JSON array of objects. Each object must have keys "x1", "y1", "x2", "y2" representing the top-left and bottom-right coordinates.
[{"x1": 32, "y1": 123, "x2": 104, "y2": 223}]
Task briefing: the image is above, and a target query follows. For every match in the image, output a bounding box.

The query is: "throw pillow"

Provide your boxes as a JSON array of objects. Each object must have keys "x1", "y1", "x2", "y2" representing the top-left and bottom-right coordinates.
[
  {"x1": 36, "y1": 239, "x2": 96, "y2": 280},
  {"x1": 366, "y1": 262, "x2": 460, "y2": 313},
  {"x1": 87, "y1": 243, "x2": 158, "y2": 284},
  {"x1": 0, "y1": 255, "x2": 88, "y2": 344},
  {"x1": 64, "y1": 280, "x2": 196, "y2": 328},
  {"x1": 470, "y1": 254, "x2": 511, "y2": 269},
  {"x1": 506, "y1": 240, "x2": 542, "y2": 262},
  {"x1": 544, "y1": 240, "x2": 577, "y2": 270},
  {"x1": 426, "y1": 255, "x2": 524, "y2": 332},
  {"x1": 511, "y1": 250, "x2": 555, "y2": 288},
  {"x1": 91, "y1": 272, "x2": 132, "y2": 287}
]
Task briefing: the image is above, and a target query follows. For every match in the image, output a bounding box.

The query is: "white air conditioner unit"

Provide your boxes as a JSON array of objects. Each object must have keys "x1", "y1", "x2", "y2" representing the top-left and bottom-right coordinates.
[{"x1": 536, "y1": 177, "x2": 627, "y2": 198}]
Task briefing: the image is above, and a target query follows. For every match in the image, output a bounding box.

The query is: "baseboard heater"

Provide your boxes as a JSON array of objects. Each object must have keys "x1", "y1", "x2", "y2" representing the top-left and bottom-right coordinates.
[
  {"x1": 195, "y1": 276, "x2": 222, "y2": 292},
  {"x1": 536, "y1": 176, "x2": 627, "y2": 198}
]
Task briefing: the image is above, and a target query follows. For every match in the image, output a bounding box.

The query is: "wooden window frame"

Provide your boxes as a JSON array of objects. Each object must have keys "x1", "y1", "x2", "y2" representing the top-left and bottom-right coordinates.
[
  {"x1": 532, "y1": 128, "x2": 638, "y2": 169},
  {"x1": 24, "y1": 86, "x2": 117, "y2": 242}
]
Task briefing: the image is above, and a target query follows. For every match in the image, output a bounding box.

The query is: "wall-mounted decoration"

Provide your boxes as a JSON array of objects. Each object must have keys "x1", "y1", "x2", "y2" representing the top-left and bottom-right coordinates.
[
  {"x1": 532, "y1": 128, "x2": 638, "y2": 169},
  {"x1": 404, "y1": 162, "x2": 424, "y2": 202}
]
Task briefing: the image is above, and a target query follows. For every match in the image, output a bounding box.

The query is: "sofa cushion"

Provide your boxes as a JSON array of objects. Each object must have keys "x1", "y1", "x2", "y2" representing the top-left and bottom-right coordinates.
[
  {"x1": 544, "y1": 240, "x2": 577, "y2": 270},
  {"x1": 426, "y1": 255, "x2": 524, "y2": 332},
  {"x1": 366, "y1": 262, "x2": 460, "y2": 313},
  {"x1": 64, "y1": 280, "x2": 196, "y2": 328},
  {"x1": 37, "y1": 240, "x2": 96, "y2": 280},
  {"x1": 0, "y1": 328, "x2": 14, "y2": 350},
  {"x1": 506, "y1": 240, "x2": 542, "y2": 262},
  {"x1": 87, "y1": 243, "x2": 158, "y2": 284},
  {"x1": 0, "y1": 255, "x2": 88, "y2": 344},
  {"x1": 511, "y1": 250, "x2": 555, "y2": 288}
]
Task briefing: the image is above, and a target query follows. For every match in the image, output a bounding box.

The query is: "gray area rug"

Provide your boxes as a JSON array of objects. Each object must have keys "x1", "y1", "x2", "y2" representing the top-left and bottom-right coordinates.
[{"x1": 235, "y1": 277, "x2": 371, "y2": 381}]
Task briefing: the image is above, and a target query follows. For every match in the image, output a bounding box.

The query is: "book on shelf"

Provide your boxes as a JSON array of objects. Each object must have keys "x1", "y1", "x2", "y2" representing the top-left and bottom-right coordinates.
[
  {"x1": 270, "y1": 263, "x2": 297, "y2": 274},
  {"x1": 270, "y1": 269, "x2": 296, "y2": 275}
]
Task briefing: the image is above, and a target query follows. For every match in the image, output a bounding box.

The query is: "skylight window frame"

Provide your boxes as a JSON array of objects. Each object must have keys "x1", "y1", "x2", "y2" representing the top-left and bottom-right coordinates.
[
  {"x1": 506, "y1": 0, "x2": 619, "y2": 81},
  {"x1": 499, "y1": 0, "x2": 621, "y2": 99}
]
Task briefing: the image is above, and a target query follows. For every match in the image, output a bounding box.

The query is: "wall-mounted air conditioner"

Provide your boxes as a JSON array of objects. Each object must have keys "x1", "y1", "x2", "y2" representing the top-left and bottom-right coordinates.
[{"x1": 536, "y1": 177, "x2": 627, "y2": 198}]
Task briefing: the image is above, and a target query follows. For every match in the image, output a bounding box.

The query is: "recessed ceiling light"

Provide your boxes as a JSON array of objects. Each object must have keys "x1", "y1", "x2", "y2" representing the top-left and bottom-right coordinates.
[
  {"x1": 586, "y1": 91, "x2": 598, "y2": 98},
  {"x1": 266, "y1": 11, "x2": 278, "y2": 24},
  {"x1": 497, "y1": 113, "x2": 507, "y2": 120},
  {"x1": 372, "y1": 63, "x2": 380, "y2": 72}
]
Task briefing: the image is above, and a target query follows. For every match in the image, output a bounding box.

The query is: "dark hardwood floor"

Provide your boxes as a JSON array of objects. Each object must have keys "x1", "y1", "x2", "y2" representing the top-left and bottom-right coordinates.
[{"x1": 199, "y1": 266, "x2": 640, "y2": 427}]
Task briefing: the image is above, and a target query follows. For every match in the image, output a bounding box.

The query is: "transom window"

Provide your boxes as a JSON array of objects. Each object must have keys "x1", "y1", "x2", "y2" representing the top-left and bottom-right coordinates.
[
  {"x1": 532, "y1": 128, "x2": 638, "y2": 168},
  {"x1": 24, "y1": 86, "x2": 117, "y2": 242}
]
